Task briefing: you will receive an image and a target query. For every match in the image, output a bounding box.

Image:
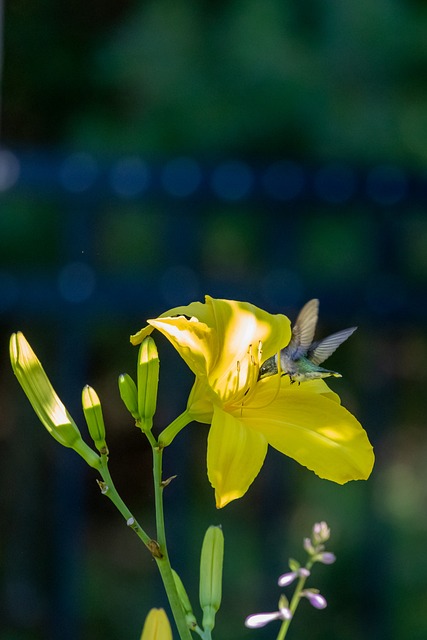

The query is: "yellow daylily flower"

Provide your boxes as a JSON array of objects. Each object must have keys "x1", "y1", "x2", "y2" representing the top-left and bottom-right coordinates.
[
  {"x1": 140, "y1": 608, "x2": 172, "y2": 640},
  {"x1": 131, "y1": 296, "x2": 374, "y2": 508}
]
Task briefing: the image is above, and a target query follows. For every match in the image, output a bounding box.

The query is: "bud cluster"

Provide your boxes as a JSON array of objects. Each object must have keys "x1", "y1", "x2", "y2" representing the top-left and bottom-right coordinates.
[
  {"x1": 119, "y1": 336, "x2": 160, "y2": 433},
  {"x1": 303, "y1": 521, "x2": 336, "y2": 566},
  {"x1": 245, "y1": 522, "x2": 336, "y2": 633}
]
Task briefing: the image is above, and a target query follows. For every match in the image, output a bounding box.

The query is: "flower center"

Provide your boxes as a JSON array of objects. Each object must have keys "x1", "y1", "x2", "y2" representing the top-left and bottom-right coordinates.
[{"x1": 223, "y1": 341, "x2": 263, "y2": 409}]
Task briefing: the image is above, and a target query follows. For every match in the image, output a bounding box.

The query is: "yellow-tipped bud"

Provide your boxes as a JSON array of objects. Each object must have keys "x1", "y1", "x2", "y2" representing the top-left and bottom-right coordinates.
[
  {"x1": 140, "y1": 608, "x2": 172, "y2": 640},
  {"x1": 172, "y1": 569, "x2": 198, "y2": 629},
  {"x1": 118, "y1": 373, "x2": 139, "y2": 419},
  {"x1": 10, "y1": 332, "x2": 100, "y2": 470},
  {"x1": 82, "y1": 385, "x2": 108, "y2": 454},
  {"x1": 199, "y1": 525, "x2": 224, "y2": 632},
  {"x1": 137, "y1": 336, "x2": 159, "y2": 432}
]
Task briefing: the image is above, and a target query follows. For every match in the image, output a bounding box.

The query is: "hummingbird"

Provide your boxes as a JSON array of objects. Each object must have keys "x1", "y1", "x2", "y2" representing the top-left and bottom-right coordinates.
[{"x1": 258, "y1": 299, "x2": 357, "y2": 383}]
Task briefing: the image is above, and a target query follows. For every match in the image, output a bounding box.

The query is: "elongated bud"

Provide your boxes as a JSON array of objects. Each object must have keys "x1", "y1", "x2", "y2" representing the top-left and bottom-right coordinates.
[
  {"x1": 82, "y1": 385, "x2": 108, "y2": 454},
  {"x1": 315, "y1": 552, "x2": 336, "y2": 565},
  {"x1": 118, "y1": 373, "x2": 139, "y2": 419},
  {"x1": 172, "y1": 569, "x2": 198, "y2": 629},
  {"x1": 140, "y1": 608, "x2": 172, "y2": 640},
  {"x1": 137, "y1": 337, "x2": 159, "y2": 432},
  {"x1": 10, "y1": 332, "x2": 100, "y2": 469},
  {"x1": 301, "y1": 589, "x2": 328, "y2": 610},
  {"x1": 278, "y1": 567, "x2": 310, "y2": 587},
  {"x1": 278, "y1": 595, "x2": 292, "y2": 620},
  {"x1": 199, "y1": 525, "x2": 224, "y2": 632}
]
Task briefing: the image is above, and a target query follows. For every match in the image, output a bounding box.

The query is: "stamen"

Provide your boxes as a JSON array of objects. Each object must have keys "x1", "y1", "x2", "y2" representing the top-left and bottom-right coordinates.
[
  {"x1": 223, "y1": 341, "x2": 272, "y2": 411},
  {"x1": 276, "y1": 349, "x2": 282, "y2": 375},
  {"x1": 234, "y1": 344, "x2": 266, "y2": 414},
  {"x1": 246, "y1": 351, "x2": 287, "y2": 411}
]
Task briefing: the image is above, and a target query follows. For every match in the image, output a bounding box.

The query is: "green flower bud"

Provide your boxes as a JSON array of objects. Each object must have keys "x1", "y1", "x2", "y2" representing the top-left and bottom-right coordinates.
[
  {"x1": 137, "y1": 336, "x2": 159, "y2": 432},
  {"x1": 82, "y1": 385, "x2": 108, "y2": 454},
  {"x1": 288, "y1": 558, "x2": 301, "y2": 572},
  {"x1": 199, "y1": 525, "x2": 224, "y2": 632},
  {"x1": 278, "y1": 594, "x2": 290, "y2": 611},
  {"x1": 172, "y1": 569, "x2": 198, "y2": 629},
  {"x1": 10, "y1": 332, "x2": 100, "y2": 469},
  {"x1": 118, "y1": 373, "x2": 139, "y2": 419}
]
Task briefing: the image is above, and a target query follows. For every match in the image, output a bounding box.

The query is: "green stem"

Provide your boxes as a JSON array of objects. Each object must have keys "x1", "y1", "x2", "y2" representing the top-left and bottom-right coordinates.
[
  {"x1": 193, "y1": 625, "x2": 212, "y2": 640},
  {"x1": 151, "y1": 441, "x2": 193, "y2": 640},
  {"x1": 152, "y1": 444, "x2": 167, "y2": 547},
  {"x1": 98, "y1": 457, "x2": 153, "y2": 550},
  {"x1": 276, "y1": 564, "x2": 312, "y2": 640}
]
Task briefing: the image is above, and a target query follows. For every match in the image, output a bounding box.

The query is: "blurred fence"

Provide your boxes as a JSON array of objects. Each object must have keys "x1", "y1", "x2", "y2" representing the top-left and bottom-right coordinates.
[
  {"x1": 1, "y1": 148, "x2": 427, "y2": 640},
  {"x1": 1, "y1": 148, "x2": 427, "y2": 321}
]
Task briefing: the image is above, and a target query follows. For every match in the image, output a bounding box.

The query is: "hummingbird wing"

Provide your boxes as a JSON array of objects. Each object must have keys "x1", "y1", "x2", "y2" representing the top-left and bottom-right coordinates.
[
  {"x1": 286, "y1": 299, "x2": 319, "y2": 359},
  {"x1": 307, "y1": 327, "x2": 357, "y2": 366}
]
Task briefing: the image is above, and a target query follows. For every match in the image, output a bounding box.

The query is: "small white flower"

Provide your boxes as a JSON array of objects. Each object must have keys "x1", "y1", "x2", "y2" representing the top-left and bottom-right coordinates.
[
  {"x1": 278, "y1": 567, "x2": 310, "y2": 587},
  {"x1": 245, "y1": 605, "x2": 292, "y2": 629},
  {"x1": 245, "y1": 611, "x2": 282, "y2": 629}
]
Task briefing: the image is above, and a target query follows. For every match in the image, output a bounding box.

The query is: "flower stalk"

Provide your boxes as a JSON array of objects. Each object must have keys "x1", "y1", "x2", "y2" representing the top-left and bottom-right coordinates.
[
  {"x1": 245, "y1": 522, "x2": 335, "y2": 640},
  {"x1": 149, "y1": 436, "x2": 194, "y2": 640}
]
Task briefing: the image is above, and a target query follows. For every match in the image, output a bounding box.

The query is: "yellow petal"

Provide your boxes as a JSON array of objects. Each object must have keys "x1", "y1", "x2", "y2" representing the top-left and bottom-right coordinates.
[
  {"x1": 207, "y1": 406, "x2": 268, "y2": 508},
  {"x1": 140, "y1": 608, "x2": 172, "y2": 640},
  {"x1": 240, "y1": 383, "x2": 374, "y2": 483},
  {"x1": 130, "y1": 299, "x2": 214, "y2": 345},
  {"x1": 298, "y1": 378, "x2": 341, "y2": 403},
  {"x1": 149, "y1": 315, "x2": 213, "y2": 378},
  {"x1": 187, "y1": 379, "x2": 215, "y2": 423},
  {"x1": 205, "y1": 296, "x2": 291, "y2": 390}
]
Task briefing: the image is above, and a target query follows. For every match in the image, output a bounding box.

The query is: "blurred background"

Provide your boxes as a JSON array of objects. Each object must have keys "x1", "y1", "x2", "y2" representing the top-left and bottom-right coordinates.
[{"x1": 1, "y1": 0, "x2": 427, "y2": 638}]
